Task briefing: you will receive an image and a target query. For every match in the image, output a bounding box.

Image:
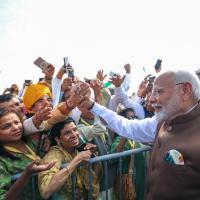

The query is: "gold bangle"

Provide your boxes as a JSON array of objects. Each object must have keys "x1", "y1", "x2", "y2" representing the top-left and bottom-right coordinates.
[{"x1": 57, "y1": 102, "x2": 71, "y2": 115}]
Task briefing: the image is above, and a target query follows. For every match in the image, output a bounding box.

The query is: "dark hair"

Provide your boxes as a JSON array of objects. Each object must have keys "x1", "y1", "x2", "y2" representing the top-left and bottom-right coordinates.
[
  {"x1": 118, "y1": 107, "x2": 137, "y2": 120},
  {"x1": 118, "y1": 108, "x2": 135, "y2": 117},
  {"x1": 0, "y1": 108, "x2": 23, "y2": 159},
  {"x1": 0, "y1": 94, "x2": 14, "y2": 103},
  {"x1": 0, "y1": 108, "x2": 22, "y2": 121},
  {"x1": 10, "y1": 84, "x2": 19, "y2": 93},
  {"x1": 50, "y1": 117, "x2": 76, "y2": 139}
]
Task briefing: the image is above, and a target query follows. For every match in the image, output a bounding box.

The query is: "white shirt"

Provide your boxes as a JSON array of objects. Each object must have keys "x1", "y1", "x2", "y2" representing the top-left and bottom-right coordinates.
[
  {"x1": 121, "y1": 73, "x2": 132, "y2": 92},
  {"x1": 107, "y1": 73, "x2": 132, "y2": 112},
  {"x1": 91, "y1": 103, "x2": 158, "y2": 143},
  {"x1": 114, "y1": 86, "x2": 145, "y2": 119},
  {"x1": 52, "y1": 76, "x2": 62, "y2": 108},
  {"x1": 23, "y1": 117, "x2": 44, "y2": 134}
]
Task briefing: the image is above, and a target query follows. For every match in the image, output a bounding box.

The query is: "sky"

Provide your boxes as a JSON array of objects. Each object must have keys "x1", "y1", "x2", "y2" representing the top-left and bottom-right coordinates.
[{"x1": 1, "y1": 0, "x2": 200, "y2": 94}]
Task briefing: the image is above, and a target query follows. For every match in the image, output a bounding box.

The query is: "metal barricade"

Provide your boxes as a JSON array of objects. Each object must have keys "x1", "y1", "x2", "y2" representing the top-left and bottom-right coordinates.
[{"x1": 11, "y1": 146, "x2": 151, "y2": 200}]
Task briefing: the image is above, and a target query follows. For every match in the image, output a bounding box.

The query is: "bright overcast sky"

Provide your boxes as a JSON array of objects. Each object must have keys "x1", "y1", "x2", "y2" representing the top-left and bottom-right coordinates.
[{"x1": 0, "y1": 0, "x2": 200, "y2": 93}]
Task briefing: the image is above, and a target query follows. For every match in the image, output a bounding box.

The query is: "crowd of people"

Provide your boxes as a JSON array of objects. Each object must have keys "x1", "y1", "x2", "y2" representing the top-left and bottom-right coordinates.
[{"x1": 1, "y1": 59, "x2": 200, "y2": 200}]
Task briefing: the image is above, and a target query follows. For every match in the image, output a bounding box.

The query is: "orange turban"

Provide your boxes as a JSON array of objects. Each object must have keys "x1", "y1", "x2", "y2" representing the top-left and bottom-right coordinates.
[{"x1": 23, "y1": 84, "x2": 52, "y2": 112}]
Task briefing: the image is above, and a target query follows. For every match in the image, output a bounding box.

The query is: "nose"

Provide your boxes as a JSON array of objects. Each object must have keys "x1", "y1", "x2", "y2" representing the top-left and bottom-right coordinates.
[
  {"x1": 70, "y1": 129, "x2": 79, "y2": 138},
  {"x1": 148, "y1": 93, "x2": 156, "y2": 104},
  {"x1": 44, "y1": 98, "x2": 50, "y2": 104},
  {"x1": 12, "y1": 123, "x2": 20, "y2": 130},
  {"x1": 43, "y1": 98, "x2": 52, "y2": 107}
]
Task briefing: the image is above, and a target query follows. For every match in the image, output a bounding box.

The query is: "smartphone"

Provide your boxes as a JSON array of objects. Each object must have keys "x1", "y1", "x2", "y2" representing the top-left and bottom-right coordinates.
[
  {"x1": 63, "y1": 57, "x2": 69, "y2": 68},
  {"x1": 154, "y1": 59, "x2": 162, "y2": 70},
  {"x1": 24, "y1": 80, "x2": 32, "y2": 86},
  {"x1": 68, "y1": 69, "x2": 74, "y2": 78},
  {"x1": 33, "y1": 57, "x2": 48, "y2": 70},
  {"x1": 109, "y1": 71, "x2": 118, "y2": 78},
  {"x1": 38, "y1": 77, "x2": 44, "y2": 82},
  {"x1": 148, "y1": 76, "x2": 156, "y2": 83},
  {"x1": 77, "y1": 142, "x2": 95, "y2": 158},
  {"x1": 25, "y1": 80, "x2": 32, "y2": 84}
]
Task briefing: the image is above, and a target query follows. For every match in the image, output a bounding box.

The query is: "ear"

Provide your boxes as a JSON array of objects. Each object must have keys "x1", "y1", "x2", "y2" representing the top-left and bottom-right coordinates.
[
  {"x1": 55, "y1": 137, "x2": 60, "y2": 145},
  {"x1": 181, "y1": 82, "x2": 193, "y2": 100}
]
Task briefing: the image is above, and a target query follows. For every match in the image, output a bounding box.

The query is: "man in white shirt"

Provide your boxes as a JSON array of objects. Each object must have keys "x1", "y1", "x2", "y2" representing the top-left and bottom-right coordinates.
[{"x1": 78, "y1": 69, "x2": 200, "y2": 200}]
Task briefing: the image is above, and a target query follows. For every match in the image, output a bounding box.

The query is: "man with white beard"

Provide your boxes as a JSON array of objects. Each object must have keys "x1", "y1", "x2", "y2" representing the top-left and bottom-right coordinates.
[{"x1": 78, "y1": 70, "x2": 200, "y2": 200}]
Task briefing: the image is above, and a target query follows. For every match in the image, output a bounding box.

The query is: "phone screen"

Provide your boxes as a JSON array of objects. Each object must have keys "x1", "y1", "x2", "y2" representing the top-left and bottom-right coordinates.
[
  {"x1": 68, "y1": 69, "x2": 74, "y2": 77},
  {"x1": 33, "y1": 57, "x2": 48, "y2": 70},
  {"x1": 63, "y1": 57, "x2": 69, "y2": 67},
  {"x1": 154, "y1": 59, "x2": 162, "y2": 69},
  {"x1": 148, "y1": 76, "x2": 156, "y2": 84},
  {"x1": 25, "y1": 80, "x2": 32, "y2": 84},
  {"x1": 109, "y1": 71, "x2": 118, "y2": 78}
]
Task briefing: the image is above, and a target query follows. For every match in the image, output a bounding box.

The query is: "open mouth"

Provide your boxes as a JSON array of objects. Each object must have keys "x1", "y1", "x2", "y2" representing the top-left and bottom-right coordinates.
[
  {"x1": 70, "y1": 138, "x2": 79, "y2": 145},
  {"x1": 153, "y1": 104, "x2": 162, "y2": 111}
]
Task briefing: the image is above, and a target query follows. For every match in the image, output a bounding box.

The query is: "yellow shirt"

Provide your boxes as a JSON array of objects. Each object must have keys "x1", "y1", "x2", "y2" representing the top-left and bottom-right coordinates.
[{"x1": 38, "y1": 145, "x2": 100, "y2": 199}]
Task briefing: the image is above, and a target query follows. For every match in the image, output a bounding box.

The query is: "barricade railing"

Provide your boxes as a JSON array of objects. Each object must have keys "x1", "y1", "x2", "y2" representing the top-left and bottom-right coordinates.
[
  {"x1": 11, "y1": 145, "x2": 152, "y2": 200},
  {"x1": 88, "y1": 145, "x2": 151, "y2": 200}
]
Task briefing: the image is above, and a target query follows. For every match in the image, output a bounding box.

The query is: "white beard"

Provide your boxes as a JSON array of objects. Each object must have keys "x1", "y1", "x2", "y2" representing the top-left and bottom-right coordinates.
[{"x1": 154, "y1": 94, "x2": 181, "y2": 122}]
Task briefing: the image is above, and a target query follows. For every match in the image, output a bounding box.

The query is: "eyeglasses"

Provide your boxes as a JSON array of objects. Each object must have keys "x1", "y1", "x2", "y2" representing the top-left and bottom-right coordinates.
[
  {"x1": 175, "y1": 82, "x2": 185, "y2": 86},
  {"x1": 152, "y1": 82, "x2": 185, "y2": 98}
]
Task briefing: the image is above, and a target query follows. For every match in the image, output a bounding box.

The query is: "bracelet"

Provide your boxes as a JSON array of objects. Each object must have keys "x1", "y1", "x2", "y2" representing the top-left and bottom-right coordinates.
[{"x1": 57, "y1": 102, "x2": 74, "y2": 115}]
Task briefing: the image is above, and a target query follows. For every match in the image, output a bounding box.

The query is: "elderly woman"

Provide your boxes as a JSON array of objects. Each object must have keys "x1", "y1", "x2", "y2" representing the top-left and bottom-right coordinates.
[
  {"x1": 38, "y1": 117, "x2": 101, "y2": 200},
  {"x1": 0, "y1": 108, "x2": 55, "y2": 200}
]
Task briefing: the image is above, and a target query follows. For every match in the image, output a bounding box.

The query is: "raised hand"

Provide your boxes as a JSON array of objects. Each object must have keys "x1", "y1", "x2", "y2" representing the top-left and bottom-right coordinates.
[
  {"x1": 137, "y1": 80, "x2": 148, "y2": 98},
  {"x1": 32, "y1": 101, "x2": 53, "y2": 128},
  {"x1": 35, "y1": 101, "x2": 53, "y2": 120},
  {"x1": 144, "y1": 74, "x2": 152, "y2": 82},
  {"x1": 96, "y1": 69, "x2": 107, "y2": 81},
  {"x1": 78, "y1": 96, "x2": 95, "y2": 110},
  {"x1": 137, "y1": 74, "x2": 151, "y2": 98},
  {"x1": 110, "y1": 74, "x2": 125, "y2": 87},
  {"x1": 61, "y1": 77, "x2": 74, "y2": 92},
  {"x1": 90, "y1": 78, "x2": 104, "y2": 103},
  {"x1": 66, "y1": 82, "x2": 91, "y2": 108}
]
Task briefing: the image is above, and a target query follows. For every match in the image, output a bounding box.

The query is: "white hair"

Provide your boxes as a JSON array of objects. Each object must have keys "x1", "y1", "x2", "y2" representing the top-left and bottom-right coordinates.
[{"x1": 174, "y1": 70, "x2": 200, "y2": 100}]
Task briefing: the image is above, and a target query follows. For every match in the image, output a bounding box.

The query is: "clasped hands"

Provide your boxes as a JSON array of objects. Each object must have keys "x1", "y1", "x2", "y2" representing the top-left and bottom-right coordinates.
[{"x1": 66, "y1": 81, "x2": 95, "y2": 109}]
